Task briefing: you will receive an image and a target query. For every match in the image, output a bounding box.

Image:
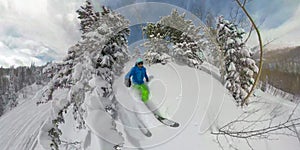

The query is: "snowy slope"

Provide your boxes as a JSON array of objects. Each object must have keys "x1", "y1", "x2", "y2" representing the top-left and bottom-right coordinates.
[
  {"x1": 0, "y1": 62, "x2": 299, "y2": 150},
  {"x1": 113, "y1": 62, "x2": 300, "y2": 150},
  {"x1": 113, "y1": 62, "x2": 229, "y2": 149},
  {"x1": 0, "y1": 85, "x2": 51, "y2": 150}
]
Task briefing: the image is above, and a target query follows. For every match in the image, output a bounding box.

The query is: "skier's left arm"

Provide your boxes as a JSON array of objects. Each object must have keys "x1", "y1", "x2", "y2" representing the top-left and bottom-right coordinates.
[{"x1": 144, "y1": 68, "x2": 149, "y2": 82}]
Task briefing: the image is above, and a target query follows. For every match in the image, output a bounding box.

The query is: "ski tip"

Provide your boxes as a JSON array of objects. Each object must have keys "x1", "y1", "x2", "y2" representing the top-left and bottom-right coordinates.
[
  {"x1": 138, "y1": 125, "x2": 152, "y2": 137},
  {"x1": 145, "y1": 131, "x2": 152, "y2": 137},
  {"x1": 172, "y1": 123, "x2": 180, "y2": 127},
  {"x1": 170, "y1": 122, "x2": 180, "y2": 128}
]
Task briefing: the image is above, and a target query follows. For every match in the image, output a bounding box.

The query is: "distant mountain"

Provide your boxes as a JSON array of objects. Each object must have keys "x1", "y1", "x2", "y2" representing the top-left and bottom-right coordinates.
[{"x1": 259, "y1": 46, "x2": 300, "y2": 96}]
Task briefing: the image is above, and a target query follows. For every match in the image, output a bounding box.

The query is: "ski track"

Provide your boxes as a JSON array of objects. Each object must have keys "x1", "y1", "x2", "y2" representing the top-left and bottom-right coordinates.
[{"x1": 0, "y1": 93, "x2": 51, "y2": 150}]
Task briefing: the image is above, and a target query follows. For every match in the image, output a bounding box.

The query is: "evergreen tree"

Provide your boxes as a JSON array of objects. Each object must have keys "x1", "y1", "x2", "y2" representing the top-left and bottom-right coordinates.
[
  {"x1": 39, "y1": 5, "x2": 130, "y2": 149},
  {"x1": 217, "y1": 16, "x2": 258, "y2": 104},
  {"x1": 131, "y1": 47, "x2": 142, "y2": 59},
  {"x1": 173, "y1": 40, "x2": 204, "y2": 69},
  {"x1": 144, "y1": 36, "x2": 171, "y2": 64},
  {"x1": 160, "y1": 10, "x2": 206, "y2": 68},
  {"x1": 143, "y1": 9, "x2": 206, "y2": 67},
  {"x1": 0, "y1": 65, "x2": 47, "y2": 116},
  {"x1": 158, "y1": 10, "x2": 200, "y2": 44},
  {"x1": 6, "y1": 67, "x2": 18, "y2": 111},
  {"x1": 76, "y1": 0, "x2": 100, "y2": 34}
]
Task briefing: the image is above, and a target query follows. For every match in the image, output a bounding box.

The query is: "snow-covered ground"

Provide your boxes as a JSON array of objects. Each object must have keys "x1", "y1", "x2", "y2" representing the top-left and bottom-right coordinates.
[
  {"x1": 0, "y1": 84, "x2": 51, "y2": 150},
  {"x1": 0, "y1": 62, "x2": 299, "y2": 150}
]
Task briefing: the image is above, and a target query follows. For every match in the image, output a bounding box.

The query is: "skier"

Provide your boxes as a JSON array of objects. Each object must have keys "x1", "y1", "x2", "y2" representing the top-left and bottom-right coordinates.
[
  {"x1": 124, "y1": 58, "x2": 150, "y2": 103},
  {"x1": 124, "y1": 58, "x2": 162, "y2": 114},
  {"x1": 124, "y1": 58, "x2": 179, "y2": 128}
]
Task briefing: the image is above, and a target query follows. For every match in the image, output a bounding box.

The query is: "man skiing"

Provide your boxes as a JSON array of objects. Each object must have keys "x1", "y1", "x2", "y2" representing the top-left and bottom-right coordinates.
[
  {"x1": 124, "y1": 58, "x2": 150, "y2": 103},
  {"x1": 124, "y1": 58, "x2": 179, "y2": 128}
]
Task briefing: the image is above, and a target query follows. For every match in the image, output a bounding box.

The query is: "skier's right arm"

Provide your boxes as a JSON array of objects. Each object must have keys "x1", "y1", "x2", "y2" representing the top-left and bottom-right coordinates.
[
  {"x1": 125, "y1": 67, "x2": 134, "y2": 87},
  {"x1": 125, "y1": 67, "x2": 134, "y2": 79}
]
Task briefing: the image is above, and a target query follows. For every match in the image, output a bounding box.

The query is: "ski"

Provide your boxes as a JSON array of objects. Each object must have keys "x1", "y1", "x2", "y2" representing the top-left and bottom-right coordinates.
[
  {"x1": 138, "y1": 125, "x2": 152, "y2": 137},
  {"x1": 113, "y1": 144, "x2": 123, "y2": 150},
  {"x1": 135, "y1": 111, "x2": 152, "y2": 137},
  {"x1": 154, "y1": 114, "x2": 180, "y2": 128}
]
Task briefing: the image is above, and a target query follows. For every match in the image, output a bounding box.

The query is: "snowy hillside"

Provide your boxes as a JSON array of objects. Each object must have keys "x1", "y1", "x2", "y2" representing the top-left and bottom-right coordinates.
[
  {"x1": 0, "y1": 85, "x2": 51, "y2": 150},
  {"x1": 0, "y1": 62, "x2": 299, "y2": 150}
]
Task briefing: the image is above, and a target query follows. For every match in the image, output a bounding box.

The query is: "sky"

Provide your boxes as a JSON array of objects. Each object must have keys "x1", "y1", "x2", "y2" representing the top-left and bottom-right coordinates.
[{"x1": 0, "y1": 0, "x2": 299, "y2": 67}]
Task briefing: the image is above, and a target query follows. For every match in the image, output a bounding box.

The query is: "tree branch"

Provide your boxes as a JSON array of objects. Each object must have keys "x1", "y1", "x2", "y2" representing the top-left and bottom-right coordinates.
[{"x1": 234, "y1": 0, "x2": 264, "y2": 106}]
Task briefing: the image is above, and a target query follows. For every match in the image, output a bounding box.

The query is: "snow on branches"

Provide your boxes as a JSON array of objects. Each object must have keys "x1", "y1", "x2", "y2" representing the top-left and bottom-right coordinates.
[
  {"x1": 143, "y1": 36, "x2": 171, "y2": 65},
  {"x1": 38, "y1": 4, "x2": 130, "y2": 149},
  {"x1": 217, "y1": 16, "x2": 258, "y2": 105},
  {"x1": 143, "y1": 9, "x2": 207, "y2": 68},
  {"x1": 76, "y1": 0, "x2": 100, "y2": 34}
]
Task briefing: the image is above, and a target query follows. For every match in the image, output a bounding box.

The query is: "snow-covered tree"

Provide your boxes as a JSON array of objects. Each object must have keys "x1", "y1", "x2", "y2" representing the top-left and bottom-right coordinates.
[
  {"x1": 173, "y1": 41, "x2": 204, "y2": 69},
  {"x1": 6, "y1": 68, "x2": 18, "y2": 110},
  {"x1": 144, "y1": 36, "x2": 171, "y2": 64},
  {"x1": 161, "y1": 10, "x2": 207, "y2": 68},
  {"x1": 42, "y1": 62, "x2": 63, "y2": 79},
  {"x1": 158, "y1": 10, "x2": 201, "y2": 44},
  {"x1": 143, "y1": 9, "x2": 206, "y2": 67},
  {"x1": 0, "y1": 65, "x2": 47, "y2": 116},
  {"x1": 217, "y1": 16, "x2": 258, "y2": 104},
  {"x1": 76, "y1": 0, "x2": 100, "y2": 34},
  {"x1": 38, "y1": 5, "x2": 130, "y2": 150},
  {"x1": 131, "y1": 47, "x2": 142, "y2": 59}
]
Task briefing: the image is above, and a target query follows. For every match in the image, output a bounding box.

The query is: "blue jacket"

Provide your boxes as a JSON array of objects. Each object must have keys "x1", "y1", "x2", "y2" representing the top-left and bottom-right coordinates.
[{"x1": 125, "y1": 65, "x2": 149, "y2": 85}]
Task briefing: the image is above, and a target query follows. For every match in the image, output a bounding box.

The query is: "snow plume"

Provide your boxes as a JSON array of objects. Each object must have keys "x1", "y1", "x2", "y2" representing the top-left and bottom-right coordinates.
[{"x1": 37, "y1": 4, "x2": 131, "y2": 149}]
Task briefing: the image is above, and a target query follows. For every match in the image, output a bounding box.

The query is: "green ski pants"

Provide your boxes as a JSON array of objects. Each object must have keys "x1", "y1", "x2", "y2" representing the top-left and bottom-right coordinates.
[{"x1": 133, "y1": 84, "x2": 149, "y2": 103}]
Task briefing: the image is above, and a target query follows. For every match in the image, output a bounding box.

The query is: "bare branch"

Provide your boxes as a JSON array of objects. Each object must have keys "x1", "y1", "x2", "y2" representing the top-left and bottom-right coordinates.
[
  {"x1": 244, "y1": 25, "x2": 254, "y2": 43},
  {"x1": 212, "y1": 102, "x2": 300, "y2": 149},
  {"x1": 245, "y1": 139, "x2": 254, "y2": 150},
  {"x1": 234, "y1": 0, "x2": 264, "y2": 106}
]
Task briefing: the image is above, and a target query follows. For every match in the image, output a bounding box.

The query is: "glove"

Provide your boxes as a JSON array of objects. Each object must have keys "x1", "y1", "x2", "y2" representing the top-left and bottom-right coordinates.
[
  {"x1": 146, "y1": 78, "x2": 149, "y2": 82},
  {"x1": 125, "y1": 78, "x2": 131, "y2": 87}
]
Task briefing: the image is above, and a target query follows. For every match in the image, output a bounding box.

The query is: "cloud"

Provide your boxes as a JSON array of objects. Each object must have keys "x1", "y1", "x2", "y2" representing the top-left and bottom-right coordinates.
[
  {"x1": 247, "y1": 4, "x2": 300, "y2": 49},
  {"x1": 1, "y1": 0, "x2": 299, "y2": 68},
  {"x1": 0, "y1": 0, "x2": 83, "y2": 52},
  {"x1": 0, "y1": 0, "x2": 84, "y2": 67},
  {"x1": 242, "y1": 0, "x2": 300, "y2": 32},
  {"x1": 0, "y1": 34, "x2": 57, "y2": 67}
]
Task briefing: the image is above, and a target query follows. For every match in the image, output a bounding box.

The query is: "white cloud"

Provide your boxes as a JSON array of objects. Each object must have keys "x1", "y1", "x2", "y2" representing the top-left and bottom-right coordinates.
[
  {"x1": 248, "y1": 4, "x2": 300, "y2": 49},
  {"x1": 0, "y1": 0, "x2": 84, "y2": 67},
  {"x1": 1, "y1": 0, "x2": 299, "y2": 67},
  {"x1": 0, "y1": 35, "x2": 57, "y2": 67}
]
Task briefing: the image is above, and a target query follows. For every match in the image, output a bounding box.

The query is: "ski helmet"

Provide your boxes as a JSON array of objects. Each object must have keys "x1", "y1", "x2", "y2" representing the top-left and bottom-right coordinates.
[{"x1": 136, "y1": 58, "x2": 143, "y2": 64}]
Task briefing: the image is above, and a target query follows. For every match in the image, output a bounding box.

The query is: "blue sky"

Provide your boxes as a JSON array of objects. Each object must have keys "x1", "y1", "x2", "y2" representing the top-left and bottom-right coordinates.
[
  {"x1": 0, "y1": 0, "x2": 299, "y2": 67},
  {"x1": 97, "y1": 0, "x2": 299, "y2": 29}
]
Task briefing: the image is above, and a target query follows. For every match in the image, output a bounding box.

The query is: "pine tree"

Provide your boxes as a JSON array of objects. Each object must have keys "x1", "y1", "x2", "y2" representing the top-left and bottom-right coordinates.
[
  {"x1": 76, "y1": 0, "x2": 100, "y2": 34},
  {"x1": 131, "y1": 47, "x2": 142, "y2": 59},
  {"x1": 217, "y1": 16, "x2": 258, "y2": 104},
  {"x1": 173, "y1": 41, "x2": 204, "y2": 69},
  {"x1": 158, "y1": 10, "x2": 200, "y2": 44},
  {"x1": 0, "y1": 65, "x2": 47, "y2": 116},
  {"x1": 144, "y1": 36, "x2": 171, "y2": 64},
  {"x1": 143, "y1": 9, "x2": 206, "y2": 67},
  {"x1": 39, "y1": 5, "x2": 130, "y2": 149},
  {"x1": 7, "y1": 67, "x2": 18, "y2": 111}
]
